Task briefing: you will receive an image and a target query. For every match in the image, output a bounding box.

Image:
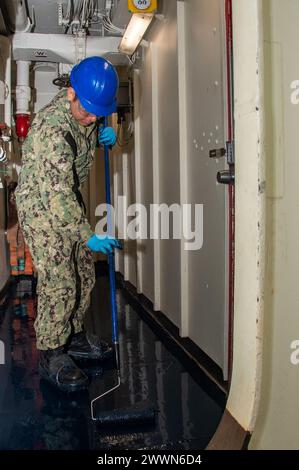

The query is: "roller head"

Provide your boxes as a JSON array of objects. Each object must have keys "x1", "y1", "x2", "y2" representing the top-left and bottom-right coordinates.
[{"x1": 94, "y1": 401, "x2": 156, "y2": 426}]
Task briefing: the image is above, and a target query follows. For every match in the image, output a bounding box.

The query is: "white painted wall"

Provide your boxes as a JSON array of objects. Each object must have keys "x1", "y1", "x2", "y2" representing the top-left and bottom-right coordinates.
[
  {"x1": 112, "y1": 0, "x2": 229, "y2": 373},
  {"x1": 249, "y1": 0, "x2": 299, "y2": 450},
  {"x1": 144, "y1": 0, "x2": 182, "y2": 320},
  {"x1": 114, "y1": 0, "x2": 182, "y2": 316},
  {"x1": 135, "y1": 44, "x2": 155, "y2": 304},
  {"x1": 151, "y1": 5, "x2": 181, "y2": 324}
]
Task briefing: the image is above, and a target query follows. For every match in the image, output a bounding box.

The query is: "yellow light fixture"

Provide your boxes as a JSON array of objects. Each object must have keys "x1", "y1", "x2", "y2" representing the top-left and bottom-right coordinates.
[
  {"x1": 119, "y1": 13, "x2": 154, "y2": 56},
  {"x1": 128, "y1": 0, "x2": 157, "y2": 14}
]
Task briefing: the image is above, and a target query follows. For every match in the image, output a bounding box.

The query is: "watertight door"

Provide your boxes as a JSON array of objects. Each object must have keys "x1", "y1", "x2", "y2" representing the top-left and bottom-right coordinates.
[{"x1": 178, "y1": 0, "x2": 232, "y2": 379}]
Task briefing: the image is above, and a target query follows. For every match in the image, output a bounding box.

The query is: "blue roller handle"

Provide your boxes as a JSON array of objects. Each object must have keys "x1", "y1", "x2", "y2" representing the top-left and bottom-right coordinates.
[{"x1": 101, "y1": 117, "x2": 118, "y2": 345}]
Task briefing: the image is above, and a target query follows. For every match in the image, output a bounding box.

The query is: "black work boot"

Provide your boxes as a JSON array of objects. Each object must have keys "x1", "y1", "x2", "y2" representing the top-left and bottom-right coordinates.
[
  {"x1": 39, "y1": 346, "x2": 89, "y2": 393},
  {"x1": 67, "y1": 331, "x2": 113, "y2": 362}
]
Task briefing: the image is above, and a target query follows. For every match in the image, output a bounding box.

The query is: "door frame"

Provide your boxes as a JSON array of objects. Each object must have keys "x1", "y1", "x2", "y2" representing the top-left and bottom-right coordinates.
[{"x1": 209, "y1": 0, "x2": 266, "y2": 445}]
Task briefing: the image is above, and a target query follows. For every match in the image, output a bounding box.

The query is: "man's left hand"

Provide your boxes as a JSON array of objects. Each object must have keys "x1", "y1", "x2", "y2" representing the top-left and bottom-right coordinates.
[{"x1": 99, "y1": 127, "x2": 117, "y2": 146}]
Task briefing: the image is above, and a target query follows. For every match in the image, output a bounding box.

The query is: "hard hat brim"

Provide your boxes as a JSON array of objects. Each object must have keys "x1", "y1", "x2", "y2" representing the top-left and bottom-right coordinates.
[{"x1": 77, "y1": 93, "x2": 117, "y2": 117}]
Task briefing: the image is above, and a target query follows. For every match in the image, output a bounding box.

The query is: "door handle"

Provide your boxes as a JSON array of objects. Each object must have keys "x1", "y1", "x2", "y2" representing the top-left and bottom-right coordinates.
[{"x1": 217, "y1": 169, "x2": 235, "y2": 185}]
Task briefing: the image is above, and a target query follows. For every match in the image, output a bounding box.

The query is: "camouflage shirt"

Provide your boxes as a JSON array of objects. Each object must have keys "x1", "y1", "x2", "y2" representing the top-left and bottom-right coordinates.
[{"x1": 16, "y1": 90, "x2": 96, "y2": 242}]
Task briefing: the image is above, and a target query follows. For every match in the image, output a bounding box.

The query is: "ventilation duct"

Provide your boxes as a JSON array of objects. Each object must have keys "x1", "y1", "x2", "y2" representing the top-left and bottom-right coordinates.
[{"x1": 12, "y1": 33, "x2": 126, "y2": 66}]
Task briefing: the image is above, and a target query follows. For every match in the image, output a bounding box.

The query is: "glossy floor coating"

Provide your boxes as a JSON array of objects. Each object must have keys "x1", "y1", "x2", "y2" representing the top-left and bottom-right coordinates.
[{"x1": 0, "y1": 275, "x2": 226, "y2": 450}]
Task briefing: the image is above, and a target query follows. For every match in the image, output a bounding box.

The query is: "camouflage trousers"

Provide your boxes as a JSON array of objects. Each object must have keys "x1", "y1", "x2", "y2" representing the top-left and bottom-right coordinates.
[{"x1": 19, "y1": 221, "x2": 95, "y2": 350}]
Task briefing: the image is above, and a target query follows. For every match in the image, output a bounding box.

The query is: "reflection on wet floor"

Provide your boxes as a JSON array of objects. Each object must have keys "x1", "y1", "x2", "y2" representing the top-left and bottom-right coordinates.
[{"x1": 0, "y1": 275, "x2": 226, "y2": 450}]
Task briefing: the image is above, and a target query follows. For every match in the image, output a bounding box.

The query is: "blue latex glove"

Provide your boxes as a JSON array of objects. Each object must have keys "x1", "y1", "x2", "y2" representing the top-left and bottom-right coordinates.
[
  {"x1": 99, "y1": 126, "x2": 117, "y2": 146},
  {"x1": 86, "y1": 234, "x2": 122, "y2": 254}
]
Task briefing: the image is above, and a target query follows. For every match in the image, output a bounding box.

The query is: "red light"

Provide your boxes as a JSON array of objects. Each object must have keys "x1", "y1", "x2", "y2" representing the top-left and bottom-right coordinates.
[{"x1": 16, "y1": 114, "x2": 30, "y2": 140}]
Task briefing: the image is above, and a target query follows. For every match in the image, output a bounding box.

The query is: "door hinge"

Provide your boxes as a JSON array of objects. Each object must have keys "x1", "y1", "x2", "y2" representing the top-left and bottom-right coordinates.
[{"x1": 226, "y1": 140, "x2": 235, "y2": 165}]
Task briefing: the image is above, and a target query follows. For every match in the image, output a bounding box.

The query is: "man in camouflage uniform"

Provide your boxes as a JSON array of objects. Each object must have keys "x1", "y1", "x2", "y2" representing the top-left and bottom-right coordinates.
[{"x1": 16, "y1": 57, "x2": 120, "y2": 392}]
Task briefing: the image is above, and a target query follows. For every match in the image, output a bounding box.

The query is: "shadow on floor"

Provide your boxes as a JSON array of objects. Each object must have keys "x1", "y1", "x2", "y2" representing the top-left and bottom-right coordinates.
[{"x1": 0, "y1": 275, "x2": 226, "y2": 450}]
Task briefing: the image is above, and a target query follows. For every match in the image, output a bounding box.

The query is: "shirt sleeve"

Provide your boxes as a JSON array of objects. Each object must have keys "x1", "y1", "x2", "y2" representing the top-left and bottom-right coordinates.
[{"x1": 35, "y1": 126, "x2": 93, "y2": 242}]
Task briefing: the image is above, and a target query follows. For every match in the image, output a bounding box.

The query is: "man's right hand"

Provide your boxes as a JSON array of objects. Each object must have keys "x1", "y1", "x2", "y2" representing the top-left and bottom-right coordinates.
[{"x1": 86, "y1": 234, "x2": 122, "y2": 254}]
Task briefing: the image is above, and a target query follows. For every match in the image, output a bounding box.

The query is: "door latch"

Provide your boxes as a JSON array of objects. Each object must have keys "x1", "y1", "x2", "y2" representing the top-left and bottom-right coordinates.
[
  {"x1": 217, "y1": 169, "x2": 235, "y2": 185},
  {"x1": 210, "y1": 141, "x2": 235, "y2": 185}
]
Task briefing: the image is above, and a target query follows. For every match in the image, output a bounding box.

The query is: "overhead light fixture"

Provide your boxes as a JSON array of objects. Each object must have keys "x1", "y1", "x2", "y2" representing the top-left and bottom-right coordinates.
[{"x1": 119, "y1": 13, "x2": 154, "y2": 56}]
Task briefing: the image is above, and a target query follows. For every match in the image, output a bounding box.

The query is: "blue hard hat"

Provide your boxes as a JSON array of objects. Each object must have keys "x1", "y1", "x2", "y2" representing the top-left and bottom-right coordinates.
[{"x1": 70, "y1": 56, "x2": 119, "y2": 116}]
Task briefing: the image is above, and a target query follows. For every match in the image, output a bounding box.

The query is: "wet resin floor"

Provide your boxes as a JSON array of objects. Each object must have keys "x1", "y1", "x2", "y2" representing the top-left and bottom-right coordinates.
[{"x1": 0, "y1": 275, "x2": 226, "y2": 450}]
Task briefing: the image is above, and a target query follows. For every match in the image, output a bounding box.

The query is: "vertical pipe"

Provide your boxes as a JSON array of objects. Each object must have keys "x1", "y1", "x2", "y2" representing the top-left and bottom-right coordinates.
[
  {"x1": 4, "y1": 41, "x2": 11, "y2": 129},
  {"x1": 15, "y1": 60, "x2": 31, "y2": 141},
  {"x1": 16, "y1": 60, "x2": 31, "y2": 114}
]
